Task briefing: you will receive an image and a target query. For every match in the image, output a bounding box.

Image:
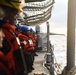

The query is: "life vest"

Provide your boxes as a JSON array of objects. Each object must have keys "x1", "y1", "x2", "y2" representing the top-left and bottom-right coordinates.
[
  {"x1": 1, "y1": 23, "x2": 19, "y2": 70},
  {"x1": 18, "y1": 33, "x2": 34, "y2": 51},
  {"x1": 18, "y1": 33, "x2": 28, "y2": 48},
  {"x1": 28, "y1": 32, "x2": 37, "y2": 47},
  {"x1": 0, "y1": 52, "x2": 12, "y2": 75},
  {"x1": 0, "y1": 22, "x2": 27, "y2": 74}
]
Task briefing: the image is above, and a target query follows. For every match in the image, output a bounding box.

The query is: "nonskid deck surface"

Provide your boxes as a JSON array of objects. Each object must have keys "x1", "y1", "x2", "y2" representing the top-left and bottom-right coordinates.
[{"x1": 28, "y1": 52, "x2": 50, "y2": 75}]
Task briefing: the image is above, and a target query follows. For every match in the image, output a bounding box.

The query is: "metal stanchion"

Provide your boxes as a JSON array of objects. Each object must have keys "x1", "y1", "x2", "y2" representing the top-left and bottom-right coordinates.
[{"x1": 45, "y1": 21, "x2": 54, "y2": 75}]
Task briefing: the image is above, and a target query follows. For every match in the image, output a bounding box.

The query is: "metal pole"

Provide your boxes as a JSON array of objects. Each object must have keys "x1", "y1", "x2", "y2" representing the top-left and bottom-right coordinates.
[
  {"x1": 47, "y1": 21, "x2": 50, "y2": 52},
  {"x1": 67, "y1": 0, "x2": 76, "y2": 71},
  {"x1": 46, "y1": 21, "x2": 54, "y2": 75}
]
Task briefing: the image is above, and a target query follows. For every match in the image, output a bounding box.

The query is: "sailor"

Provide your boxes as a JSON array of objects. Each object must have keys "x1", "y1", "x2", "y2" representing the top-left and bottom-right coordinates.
[
  {"x1": 28, "y1": 28, "x2": 38, "y2": 69},
  {"x1": 0, "y1": 7, "x2": 12, "y2": 75},
  {"x1": 0, "y1": 0, "x2": 25, "y2": 75},
  {"x1": 29, "y1": 28, "x2": 38, "y2": 55},
  {"x1": 29, "y1": 28, "x2": 37, "y2": 47},
  {"x1": 0, "y1": 7, "x2": 5, "y2": 46},
  {"x1": 0, "y1": 20, "x2": 13, "y2": 75},
  {"x1": 20, "y1": 25, "x2": 35, "y2": 73},
  {"x1": 20, "y1": 25, "x2": 35, "y2": 51}
]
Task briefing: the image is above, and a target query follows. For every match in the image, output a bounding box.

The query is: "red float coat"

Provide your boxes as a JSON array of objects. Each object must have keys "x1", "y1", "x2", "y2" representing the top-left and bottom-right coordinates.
[
  {"x1": 0, "y1": 51, "x2": 12, "y2": 75},
  {"x1": 28, "y1": 32, "x2": 37, "y2": 47},
  {"x1": 2, "y1": 23, "x2": 19, "y2": 70},
  {"x1": 18, "y1": 33, "x2": 34, "y2": 51}
]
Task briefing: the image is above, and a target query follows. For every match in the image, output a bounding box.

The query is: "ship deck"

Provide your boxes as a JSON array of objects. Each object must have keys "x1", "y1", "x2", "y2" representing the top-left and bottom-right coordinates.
[{"x1": 28, "y1": 51, "x2": 50, "y2": 75}]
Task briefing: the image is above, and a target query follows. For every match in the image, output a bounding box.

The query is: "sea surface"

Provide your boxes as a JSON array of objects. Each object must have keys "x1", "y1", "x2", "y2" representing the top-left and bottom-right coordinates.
[
  {"x1": 49, "y1": 35, "x2": 67, "y2": 70},
  {"x1": 38, "y1": 33, "x2": 67, "y2": 71},
  {"x1": 38, "y1": 33, "x2": 76, "y2": 73}
]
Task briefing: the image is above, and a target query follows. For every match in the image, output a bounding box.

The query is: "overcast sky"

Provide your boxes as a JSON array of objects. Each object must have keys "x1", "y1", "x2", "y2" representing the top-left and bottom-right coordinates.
[
  {"x1": 40, "y1": 0, "x2": 68, "y2": 34},
  {"x1": 50, "y1": 0, "x2": 68, "y2": 28}
]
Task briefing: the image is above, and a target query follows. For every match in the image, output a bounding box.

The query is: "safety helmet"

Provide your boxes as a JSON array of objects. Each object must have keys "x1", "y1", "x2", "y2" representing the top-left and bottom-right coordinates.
[
  {"x1": 20, "y1": 25, "x2": 30, "y2": 31},
  {"x1": 0, "y1": 0, "x2": 25, "y2": 12},
  {"x1": 30, "y1": 28, "x2": 35, "y2": 33}
]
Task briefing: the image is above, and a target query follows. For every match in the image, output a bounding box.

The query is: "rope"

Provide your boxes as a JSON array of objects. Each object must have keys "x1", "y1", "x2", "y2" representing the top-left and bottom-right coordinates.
[{"x1": 49, "y1": 44, "x2": 62, "y2": 75}]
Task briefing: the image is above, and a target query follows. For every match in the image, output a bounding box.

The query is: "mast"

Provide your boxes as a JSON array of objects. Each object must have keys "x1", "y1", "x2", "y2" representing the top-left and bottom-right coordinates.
[{"x1": 67, "y1": 0, "x2": 76, "y2": 71}]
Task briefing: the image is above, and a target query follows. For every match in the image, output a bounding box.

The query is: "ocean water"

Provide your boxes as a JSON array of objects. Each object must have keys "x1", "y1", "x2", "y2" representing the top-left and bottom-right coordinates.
[
  {"x1": 40, "y1": 34, "x2": 76, "y2": 74},
  {"x1": 49, "y1": 35, "x2": 67, "y2": 70},
  {"x1": 38, "y1": 33, "x2": 67, "y2": 71}
]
